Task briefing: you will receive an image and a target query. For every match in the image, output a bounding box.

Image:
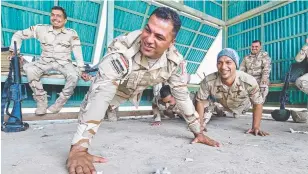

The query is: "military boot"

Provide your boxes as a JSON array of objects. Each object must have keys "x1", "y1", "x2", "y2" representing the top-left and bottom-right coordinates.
[
  {"x1": 291, "y1": 110, "x2": 308, "y2": 123},
  {"x1": 48, "y1": 93, "x2": 69, "y2": 114},
  {"x1": 33, "y1": 94, "x2": 48, "y2": 115},
  {"x1": 107, "y1": 107, "x2": 118, "y2": 122}
]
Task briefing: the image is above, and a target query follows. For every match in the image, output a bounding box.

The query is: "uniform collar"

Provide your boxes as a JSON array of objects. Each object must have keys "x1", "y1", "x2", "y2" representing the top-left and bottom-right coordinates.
[
  {"x1": 48, "y1": 25, "x2": 67, "y2": 34},
  {"x1": 215, "y1": 71, "x2": 241, "y2": 92},
  {"x1": 134, "y1": 47, "x2": 168, "y2": 70}
]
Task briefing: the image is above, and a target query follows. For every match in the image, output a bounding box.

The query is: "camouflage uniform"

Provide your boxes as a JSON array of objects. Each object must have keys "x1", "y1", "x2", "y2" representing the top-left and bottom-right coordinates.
[
  {"x1": 294, "y1": 43, "x2": 308, "y2": 95},
  {"x1": 10, "y1": 24, "x2": 84, "y2": 114},
  {"x1": 239, "y1": 51, "x2": 271, "y2": 102},
  {"x1": 196, "y1": 71, "x2": 263, "y2": 120},
  {"x1": 72, "y1": 30, "x2": 200, "y2": 148},
  {"x1": 152, "y1": 94, "x2": 183, "y2": 122},
  {"x1": 291, "y1": 42, "x2": 308, "y2": 122}
]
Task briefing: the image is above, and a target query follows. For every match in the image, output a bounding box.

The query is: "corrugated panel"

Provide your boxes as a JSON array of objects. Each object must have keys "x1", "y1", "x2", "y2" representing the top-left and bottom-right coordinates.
[
  {"x1": 180, "y1": 15, "x2": 201, "y2": 30},
  {"x1": 115, "y1": 0, "x2": 148, "y2": 14},
  {"x1": 228, "y1": 15, "x2": 261, "y2": 36},
  {"x1": 186, "y1": 49, "x2": 206, "y2": 62},
  {"x1": 228, "y1": 1, "x2": 262, "y2": 20},
  {"x1": 184, "y1": 0, "x2": 204, "y2": 12},
  {"x1": 114, "y1": 9, "x2": 143, "y2": 31},
  {"x1": 174, "y1": 44, "x2": 189, "y2": 56},
  {"x1": 186, "y1": 62, "x2": 199, "y2": 74},
  {"x1": 1, "y1": 6, "x2": 50, "y2": 30},
  {"x1": 58, "y1": 1, "x2": 100, "y2": 23},
  {"x1": 147, "y1": 4, "x2": 159, "y2": 16},
  {"x1": 176, "y1": 29, "x2": 195, "y2": 45},
  {"x1": 114, "y1": 30, "x2": 125, "y2": 38},
  {"x1": 193, "y1": 35, "x2": 214, "y2": 50},
  {"x1": 183, "y1": 0, "x2": 222, "y2": 20},
  {"x1": 205, "y1": 1, "x2": 222, "y2": 20},
  {"x1": 200, "y1": 24, "x2": 219, "y2": 37},
  {"x1": 3, "y1": 0, "x2": 54, "y2": 12},
  {"x1": 264, "y1": 36, "x2": 306, "y2": 82},
  {"x1": 264, "y1": 13, "x2": 307, "y2": 42},
  {"x1": 228, "y1": 28, "x2": 261, "y2": 49},
  {"x1": 264, "y1": 1, "x2": 308, "y2": 23},
  {"x1": 66, "y1": 21, "x2": 96, "y2": 44}
]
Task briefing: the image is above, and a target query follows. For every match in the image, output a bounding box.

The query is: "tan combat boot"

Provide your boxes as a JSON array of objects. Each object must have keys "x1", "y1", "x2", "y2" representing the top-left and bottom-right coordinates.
[
  {"x1": 106, "y1": 107, "x2": 118, "y2": 122},
  {"x1": 33, "y1": 94, "x2": 48, "y2": 115},
  {"x1": 47, "y1": 93, "x2": 69, "y2": 114}
]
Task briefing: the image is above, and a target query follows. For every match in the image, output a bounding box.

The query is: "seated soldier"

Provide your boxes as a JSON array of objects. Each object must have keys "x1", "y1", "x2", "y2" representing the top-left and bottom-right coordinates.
[
  {"x1": 291, "y1": 38, "x2": 308, "y2": 122},
  {"x1": 196, "y1": 48, "x2": 269, "y2": 136}
]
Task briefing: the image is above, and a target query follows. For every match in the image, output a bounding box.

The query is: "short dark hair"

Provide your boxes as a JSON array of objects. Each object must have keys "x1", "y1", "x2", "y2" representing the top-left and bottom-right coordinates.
[
  {"x1": 51, "y1": 6, "x2": 67, "y2": 19},
  {"x1": 160, "y1": 85, "x2": 172, "y2": 98},
  {"x1": 150, "y1": 7, "x2": 182, "y2": 37},
  {"x1": 252, "y1": 40, "x2": 262, "y2": 45}
]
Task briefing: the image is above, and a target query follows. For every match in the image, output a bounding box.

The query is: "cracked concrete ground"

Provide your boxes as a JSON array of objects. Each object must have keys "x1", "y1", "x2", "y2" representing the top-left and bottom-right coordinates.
[{"x1": 1, "y1": 115, "x2": 308, "y2": 174}]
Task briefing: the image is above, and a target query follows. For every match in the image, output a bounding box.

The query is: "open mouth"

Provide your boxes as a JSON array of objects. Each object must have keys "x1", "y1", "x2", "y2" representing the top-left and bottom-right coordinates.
[{"x1": 142, "y1": 41, "x2": 154, "y2": 51}]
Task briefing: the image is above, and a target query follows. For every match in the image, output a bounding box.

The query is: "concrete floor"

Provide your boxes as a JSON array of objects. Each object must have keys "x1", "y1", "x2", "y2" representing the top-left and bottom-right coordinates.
[{"x1": 1, "y1": 115, "x2": 308, "y2": 174}]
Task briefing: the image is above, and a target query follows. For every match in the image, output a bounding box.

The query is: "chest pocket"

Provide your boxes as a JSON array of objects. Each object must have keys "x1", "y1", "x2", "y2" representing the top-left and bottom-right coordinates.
[
  {"x1": 126, "y1": 70, "x2": 145, "y2": 90},
  {"x1": 151, "y1": 71, "x2": 170, "y2": 85},
  {"x1": 56, "y1": 41, "x2": 71, "y2": 53}
]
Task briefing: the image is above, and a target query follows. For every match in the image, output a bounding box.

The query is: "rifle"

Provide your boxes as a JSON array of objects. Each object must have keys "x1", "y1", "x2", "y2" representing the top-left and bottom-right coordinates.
[
  {"x1": 1, "y1": 41, "x2": 29, "y2": 132},
  {"x1": 271, "y1": 61, "x2": 307, "y2": 121}
]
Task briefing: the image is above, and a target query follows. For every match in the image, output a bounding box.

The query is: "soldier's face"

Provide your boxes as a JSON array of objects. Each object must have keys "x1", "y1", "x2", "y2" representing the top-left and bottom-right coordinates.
[
  {"x1": 217, "y1": 56, "x2": 236, "y2": 80},
  {"x1": 251, "y1": 42, "x2": 261, "y2": 55},
  {"x1": 141, "y1": 15, "x2": 175, "y2": 59},
  {"x1": 50, "y1": 10, "x2": 67, "y2": 29},
  {"x1": 162, "y1": 95, "x2": 176, "y2": 107}
]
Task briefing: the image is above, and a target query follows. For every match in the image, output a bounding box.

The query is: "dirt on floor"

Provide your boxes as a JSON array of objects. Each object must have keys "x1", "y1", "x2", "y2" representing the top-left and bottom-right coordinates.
[{"x1": 1, "y1": 115, "x2": 308, "y2": 174}]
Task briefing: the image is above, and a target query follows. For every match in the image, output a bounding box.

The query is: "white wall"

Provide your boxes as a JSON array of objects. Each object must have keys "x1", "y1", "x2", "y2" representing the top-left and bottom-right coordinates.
[{"x1": 190, "y1": 30, "x2": 222, "y2": 84}]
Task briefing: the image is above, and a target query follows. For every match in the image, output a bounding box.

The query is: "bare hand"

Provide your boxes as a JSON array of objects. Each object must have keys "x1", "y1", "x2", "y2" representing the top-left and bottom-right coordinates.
[
  {"x1": 67, "y1": 147, "x2": 107, "y2": 174},
  {"x1": 7, "y1": 51, "x2": 23, "y2": 63},
  {"x1": 191, "y1": 133, "x2": 220, "y2": 147},
  {"x1": 151, "y1": 121, "x2": 161, "y2": 126},
  {"x1": 246, "y1": 128, "x2": 269, "y2": 136},
  {"x1": 81, "y1": 72, "x2": 92, "y2": 81}
]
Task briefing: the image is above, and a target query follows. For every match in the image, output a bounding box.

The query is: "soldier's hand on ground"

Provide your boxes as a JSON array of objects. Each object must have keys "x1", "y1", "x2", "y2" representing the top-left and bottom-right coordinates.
[
  {"x1": 151, "y1": 121, "x2": 161, "y2": 126},
  {"x1": 191, "y1": 133, "x2": 220, "y2": 147},
  {"x1": 246, "y1": 128, "x2": 269, "y2": 136},
  {"x1": 81, "y1": 72, "x2": 92, "y2": 81},
  {"x1": 67, "y1": 147, "x2": 107, "y2": 174}
]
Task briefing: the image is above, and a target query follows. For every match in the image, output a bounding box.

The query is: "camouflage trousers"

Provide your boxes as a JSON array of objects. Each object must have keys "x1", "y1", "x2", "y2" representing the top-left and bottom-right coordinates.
[
  {"x1": 295, "y1": 73, "x2": 308, "y2": 95},
  {"x1": 23, "y1": 59, "x2": 80, "y2": 98}
]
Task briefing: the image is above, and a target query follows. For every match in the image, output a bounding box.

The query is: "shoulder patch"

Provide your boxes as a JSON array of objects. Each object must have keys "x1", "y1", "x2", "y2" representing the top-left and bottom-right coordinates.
[
  {"x1": 166, "y1": 46, "x2": 183, "y2": 65},
  {"x1": 175, "y1": 60, "x2": 187, "y2": 75},
  {"x1": 238, "y1": 71, "x2": 257, "y2": 86},
  {"x1": 261, "y1": 51, "x2": 268, "y2": 56},
  {"x1": 204, "y1": 72, "x2": 218, "y2": 82}
]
